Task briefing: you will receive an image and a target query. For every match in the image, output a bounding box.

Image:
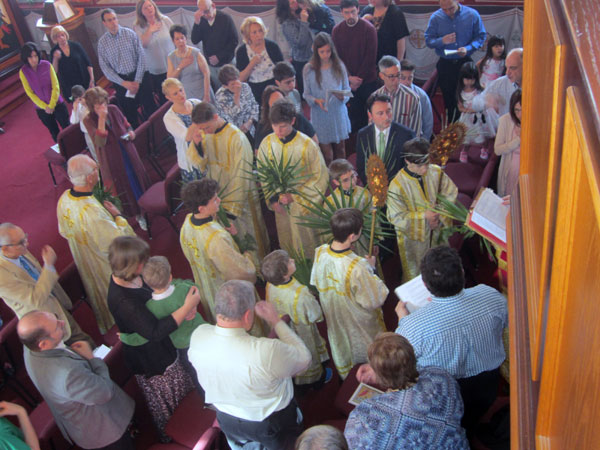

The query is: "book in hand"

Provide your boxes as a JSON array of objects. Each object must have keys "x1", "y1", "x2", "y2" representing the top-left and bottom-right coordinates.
[
  {"x1": 394, "y1": 275, "x2": 432, "y2": 313},
  {"x1": 349, "y1": 382, "x2": 384, "y2": 406},
  {"x1": 326, "y1": 89, "x2": 353, "y2": 104},
  {"x1": 466, "y1": 188, "x2": 509, "y2": 250},
  {"x1": 92, "y1": 344, "x2": 111, "y2": 359}
]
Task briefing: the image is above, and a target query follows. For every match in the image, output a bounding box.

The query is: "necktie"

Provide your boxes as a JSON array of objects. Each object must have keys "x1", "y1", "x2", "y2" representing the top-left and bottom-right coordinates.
[
  {"x1": 378, "y1": 131, "x2": 386, "y2": 158},
  {"x1": 19, "y1": 256, "x2": 39, "y2": 281}
]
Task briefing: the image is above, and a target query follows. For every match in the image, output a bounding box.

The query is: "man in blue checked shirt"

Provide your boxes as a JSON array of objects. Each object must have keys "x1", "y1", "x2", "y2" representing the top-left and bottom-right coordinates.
[
  {"x1": 359, "y1": 246, "x2": 507, "y2": 437},
  {"x1": 98, "y1": 9, "x2": 157, "y2": 128},
  {"x1": 425, "y1": 0, "x2": 486, "y2": 122}
]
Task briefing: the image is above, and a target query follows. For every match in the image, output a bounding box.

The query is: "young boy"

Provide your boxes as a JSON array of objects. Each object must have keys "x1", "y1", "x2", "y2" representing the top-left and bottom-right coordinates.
[
  {"x1": 69, "y1": 85, "x2": 96, "y2": 160},
  {"x1": 180, "y1": 178, "x2": 257, "y2": 323},
  {"x1": 257, "y1": 99, "x2": 328, "y2": 259},
  {"x1": 261, "y1": 249, "x2": 330, "y2": 385},
  {"x1": 273, "y1": 61, "x2": 302, "y2": 114},
  {"x1": 387, "y1": 137, "x2": 458, "y2": 282},
  {"x1": 310, "y1": 208, "x2": 388, "y2": 380},
  {"x1": 326, "y1": 159, "x2": 372, "y2": 255},
  {"x1": 142, "y1": 255, "x2": 206, "y2": 385}
]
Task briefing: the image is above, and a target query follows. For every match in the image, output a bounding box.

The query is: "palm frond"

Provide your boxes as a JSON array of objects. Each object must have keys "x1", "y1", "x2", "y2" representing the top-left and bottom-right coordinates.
[
  {"x1": 93, "y1": 181, "x2": 122, "y2": 211},
  {"x1": 285, "y1": 246, "x2": 317, "y2": 294}
]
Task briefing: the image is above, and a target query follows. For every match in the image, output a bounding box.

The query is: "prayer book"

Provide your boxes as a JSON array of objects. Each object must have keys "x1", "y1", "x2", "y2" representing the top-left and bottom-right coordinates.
[
  {"x1": 93, "y1": 344, "x2": 111, "y2": 359},
  {"x1": 394, "y1": 275, "x2": 432, "y2": 313},
  {"x1": 349, "y1": 382, "x2": 384, "y2": 406},
  {"x1": 466, "y1": 188, "x2": 509, "y2": 249}
]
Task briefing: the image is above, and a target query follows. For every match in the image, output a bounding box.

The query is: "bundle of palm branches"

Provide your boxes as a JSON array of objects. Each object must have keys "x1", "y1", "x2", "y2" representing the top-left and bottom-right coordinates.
[
  {"x1": 294, "y1": 184, "x2": 394, "y2": 254},
  {"x1": 252, "y1": 149, "x2": 310, "y2": 205},
  {"x1": 430, "y1": 193, "x2": 495, "y2": 260},
  {"x1": 93, "y1": 181, "x2": 122, "y2": 211}
]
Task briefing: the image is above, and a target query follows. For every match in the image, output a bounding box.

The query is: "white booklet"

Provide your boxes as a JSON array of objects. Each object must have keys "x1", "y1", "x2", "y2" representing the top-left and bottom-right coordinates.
[
  {"x1": 466, "y1": 188, "x2": 509, "y2": 248},
  {"x1": 394, "y1": 275, "x2": 433, "y2": 313},
  {"x1": 93, "y1": 344, "x2": 111, "y2": 360}
]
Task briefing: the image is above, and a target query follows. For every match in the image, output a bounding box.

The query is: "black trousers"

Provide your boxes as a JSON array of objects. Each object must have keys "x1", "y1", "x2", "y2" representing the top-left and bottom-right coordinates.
[
  {"x1": 436, "y1": 56, "x2": 472, "y2": 122},
  {"x1": 148, "y1": 72, "x2": 168, "y2": 106},
  {"x1": 93, "y1": 427, "x2": 134, "y2": 450},
  {"x1": 248, "y1": 78, "x2": 276, "y2": 105},
  {"x1": 457, "y1": 367, "x2": 500, "y2": 435},
  {"x1": 291, "y1": 59, "x2": 308, "y2": 96},
  {"x1": 216, "y1": 399, "x2": 303, "y2": 450},
  {"x1": 114, "y1": 71, "x2": 157, "y2": 129},
  {"x1": 36, "y1": 102, "x2": 69, "y2": 142},
  {"x1": 348, "y1": 80, "x2": 379, "y2": 133}
]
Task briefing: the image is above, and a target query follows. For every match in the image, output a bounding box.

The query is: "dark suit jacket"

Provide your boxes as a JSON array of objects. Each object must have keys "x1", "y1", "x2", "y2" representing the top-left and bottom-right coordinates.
[{"x1": 356, "y1": 121, "x2": 416, "y2": 185}]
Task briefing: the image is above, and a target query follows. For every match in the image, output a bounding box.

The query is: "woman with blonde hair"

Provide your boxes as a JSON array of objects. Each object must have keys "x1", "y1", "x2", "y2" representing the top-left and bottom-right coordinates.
[
  {"x1": 235, "y1": 16, "x2": 284, "y2": 103},
  {"x1": 107, "y1": 236, "x2": 201, "y2": 442},
  {"x1": 161, "y1": 77, "x2": 204, "y2": 181},
  {"x1": 133, "y1": 0, "x2": 174, "y2": 104},
  {"x1": 50, "y1": 25, "x2": 94, "y2": 101}
]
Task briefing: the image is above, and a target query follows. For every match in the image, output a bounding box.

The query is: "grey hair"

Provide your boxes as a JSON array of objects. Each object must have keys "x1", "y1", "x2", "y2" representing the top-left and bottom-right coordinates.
[
  {"x1": 214, "y1": 280, "x2": 256, "y2": 320},
  {"x1": 378, "y1": 55, "x2": 400, "y2": 72},
  {"x1": 507, "y1": 47, "x2": 523, "y2": 62},
  {"x1": 0, "y1": 223, "x2": 20, "y2": 246},
  {"x1": 295, "y1": 425, "x2": 349, "y2": 450},
  {"x1": 67, "y1": 154, "x2": 96, "y2": 187}
]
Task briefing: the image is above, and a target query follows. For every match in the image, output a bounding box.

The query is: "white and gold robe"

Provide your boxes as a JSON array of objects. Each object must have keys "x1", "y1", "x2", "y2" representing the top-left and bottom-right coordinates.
[
  {"x1": 310, "y1": 244, "x2": 388, "y2": 379},
  {"x1": 387, "y1": 165, "x2": 458, "y2": 283},
  {"x1": 186, "y1": 122, "x2": 269, "y2": 263},
  {"x1": 266, "y1": 278, "x2": 329, "y2": 384},
  {"x1": 257, "y1": 131, "x2": 329, "y2": 259},
  {"x1": 57, "y1": 190, "x2": 135, "y2": 332},
  {"x1": 180, "y1": 215, "x2": 256, "y2": 323}
]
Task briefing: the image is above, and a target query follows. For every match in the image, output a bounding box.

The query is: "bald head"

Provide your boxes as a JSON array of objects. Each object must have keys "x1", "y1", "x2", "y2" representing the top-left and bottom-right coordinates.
[
  {"x1": 0, "y1": 223, "x2": 28, "y2": 258},
  {"x1": 67, "y1": 154, "x2": 98, "y2": 188},
  {"x1": 18, "y1": 311, "x2": 65, "y2": 351},
  {"x1": 506, "y1": 48, "x2": 523, "y2": 85}
]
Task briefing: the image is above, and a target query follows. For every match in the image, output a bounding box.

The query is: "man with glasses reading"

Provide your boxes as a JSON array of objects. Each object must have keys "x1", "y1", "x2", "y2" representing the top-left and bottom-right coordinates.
[
  {"x1": 0, "y1": 223, "x2": 91, "y2": 346},
  {"x1": 192, "y1": 0, "x2": 239, "y2": 90},
  {"x1": 373, "y1": 56, "x2": 421, "y2": 136}
]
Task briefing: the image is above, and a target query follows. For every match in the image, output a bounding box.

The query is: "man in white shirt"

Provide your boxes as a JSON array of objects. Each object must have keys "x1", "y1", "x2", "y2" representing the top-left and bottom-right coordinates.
[
  {"x1": 188, "y1": 279, "x2": 311, "y2": 450},
  {"x1": 400, "y1": 60, "x2": 434, "y2": 140},
  {"x1": 471, "y1": 48, "x2": 523, "y2": 132}
]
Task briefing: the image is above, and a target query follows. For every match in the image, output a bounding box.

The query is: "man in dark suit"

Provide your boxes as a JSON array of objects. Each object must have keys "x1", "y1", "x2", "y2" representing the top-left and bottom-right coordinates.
[{"x1": 356, "y1": 92, "x2": 415, "y2": 185}]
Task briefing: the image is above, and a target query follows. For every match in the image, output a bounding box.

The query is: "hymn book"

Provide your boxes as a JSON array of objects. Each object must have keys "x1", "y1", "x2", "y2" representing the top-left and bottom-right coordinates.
[
  {"x1": 349, "y1": 383, "x2": 384, "y2": 406},
  {"x1": 394, "y1": 275, "x2": 432, "y2": 313},
  {"x1": 466, "y1": 188, "x2": 509, "y2": 250}
]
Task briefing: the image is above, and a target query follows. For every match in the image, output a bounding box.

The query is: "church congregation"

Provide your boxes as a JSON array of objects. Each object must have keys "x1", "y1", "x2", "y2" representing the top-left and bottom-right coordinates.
[{"x1": 1, "y1": 0, "x2": 524, "y2": 448}]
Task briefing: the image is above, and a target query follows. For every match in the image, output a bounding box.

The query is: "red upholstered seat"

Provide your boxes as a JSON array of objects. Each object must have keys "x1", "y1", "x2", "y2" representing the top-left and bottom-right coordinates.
[
  {"x1": 30, "y1": 401, "x2": 71, "y2": 450},
  {"x1": 57, "y1": 123, "x2": 87, "y2": 160},
  {"x1": 333, "y1": 364, "x2": 362, "y2": 417},
  {"x1": 134, "y1": 120, "x2": 165, "y2": 179},
  {"x1": 148, "y1": 101, "x2": 176, "y2": 157},
  {"x1": 164, "y1": 390, "x2": 218, "y2": 449},
  {"x1": 444, "y1": 162, "x2": 484, "y2": 198},
  {"x1": 104, "y1": 341, "x2": 132, "y2": 387},
  {"x1": 137, "y1": 163, "x2": 181, "y2": 238},
  {"x1": 322, "y1": 418, "x2": 348, "y2": 432}
]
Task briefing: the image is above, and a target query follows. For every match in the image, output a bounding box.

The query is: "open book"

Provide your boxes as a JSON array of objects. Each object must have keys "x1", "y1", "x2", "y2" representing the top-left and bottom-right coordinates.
[
  {"x1": 466, "y1": 188, "x2": 509, "y2": 249},
  {"x1": 326, "y1": 89, "x2": 353, "y2": 104},
  {"x1": 394, "y1": 275, "x2": 432, "y2": 313},
  {"x1": 349, "y1": 382, "x2": 384, "y2": 406}
]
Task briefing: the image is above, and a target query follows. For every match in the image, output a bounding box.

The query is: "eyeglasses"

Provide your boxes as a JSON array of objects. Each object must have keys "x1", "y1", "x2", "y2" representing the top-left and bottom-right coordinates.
[
  {"x1": 382, "y1": 73, "x2": 401, "y2": 79},
  {"x1": 2, "y1": 234, "x2": 28, "y2": 247}
]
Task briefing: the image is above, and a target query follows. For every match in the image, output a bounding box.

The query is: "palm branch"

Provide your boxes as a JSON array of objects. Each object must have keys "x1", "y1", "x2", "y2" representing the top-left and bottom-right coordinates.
[
  {"x1": 285, "y1": 246, "x2": 317, "y2": 295},
  {"x1": 93, "y1": 180, "x2": 122, "y2": 211}
]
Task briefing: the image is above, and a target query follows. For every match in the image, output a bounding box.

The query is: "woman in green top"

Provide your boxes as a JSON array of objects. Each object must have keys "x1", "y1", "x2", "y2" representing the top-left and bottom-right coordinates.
[{"x1": 0, "y1": 401, "x2": 40, "y2": 450}]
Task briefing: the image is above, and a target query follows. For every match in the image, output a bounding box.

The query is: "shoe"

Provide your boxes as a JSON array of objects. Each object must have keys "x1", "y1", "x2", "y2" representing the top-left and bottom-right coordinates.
[
  {"x1": 324, "y1": 367, "x2": 333, "y2": 384},
  {"x1": 480, "y1": 148, "x2": 489, "y2": 160},
  {"x1": 137, "y1": 215, "x2": 148, "y2": 231}
]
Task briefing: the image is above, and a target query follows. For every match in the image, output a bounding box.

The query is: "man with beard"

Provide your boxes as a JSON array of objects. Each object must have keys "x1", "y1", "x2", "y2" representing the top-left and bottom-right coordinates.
[{"x1": 332, "y1": 0, "x2": 378, "y2": 131}]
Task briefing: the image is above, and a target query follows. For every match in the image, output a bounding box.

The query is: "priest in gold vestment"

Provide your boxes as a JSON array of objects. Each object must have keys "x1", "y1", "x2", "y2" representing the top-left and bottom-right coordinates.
[
  {"x1": 257, "y1": 100, "x2": 328, "y2": 259},
  {"x1": 185, "y1": 102, "x2": 268, "y2": 264},
  {"x1": 57, "y1": 155, "x2": 135, "y2": 332},
  {"x1": 180, "y1": 179, "x2": 256, "y2": 323},
  {"x1": 387, "y1": 138, "x2": 458, "y2": 282},
  {"x1": 310, "y1": 209, "x2": 388, "y2": 379}
]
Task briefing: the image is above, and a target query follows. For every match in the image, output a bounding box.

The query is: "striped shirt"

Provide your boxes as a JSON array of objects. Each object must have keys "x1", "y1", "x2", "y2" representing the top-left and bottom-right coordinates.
[
  {"x1": 98, "y1": 26, "x2": 146, "y2": 85},
  {"x1": 374, "y1": 84, "x2": 422, "y2": 136},
  {"x1": 396, "y1": 284, "x2": 507, "y2": 379}
]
